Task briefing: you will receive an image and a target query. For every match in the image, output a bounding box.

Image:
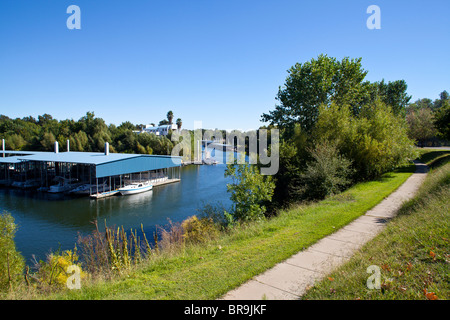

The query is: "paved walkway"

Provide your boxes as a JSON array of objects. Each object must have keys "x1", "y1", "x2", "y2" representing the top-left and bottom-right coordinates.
[{"x1": 221, "y1": 161, "x2": 428, "y2": 300}]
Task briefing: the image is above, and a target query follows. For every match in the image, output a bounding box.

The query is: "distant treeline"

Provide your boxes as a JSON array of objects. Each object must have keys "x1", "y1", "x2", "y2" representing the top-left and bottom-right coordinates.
[{"x1": 0, "y1": 112, "x2": 175, "y2": 155}]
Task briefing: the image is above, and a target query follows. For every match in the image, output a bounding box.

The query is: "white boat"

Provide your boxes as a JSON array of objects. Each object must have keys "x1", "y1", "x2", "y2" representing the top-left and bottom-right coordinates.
[{"x1": 118, "y1": 181, "x2": 153, "y2": 195}]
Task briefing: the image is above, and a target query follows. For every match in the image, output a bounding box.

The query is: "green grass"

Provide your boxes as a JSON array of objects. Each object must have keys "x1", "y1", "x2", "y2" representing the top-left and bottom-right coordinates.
[
  {"x1": 302, "y1": 157, "x2": 450, "y2": 300},
  {"x1": 45, "y1": 163, "x2": 416, "y2": 300}
]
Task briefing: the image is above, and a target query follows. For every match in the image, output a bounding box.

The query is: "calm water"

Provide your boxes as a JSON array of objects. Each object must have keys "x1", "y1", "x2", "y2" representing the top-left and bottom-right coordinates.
[{"x1": 0, "y1": 159, "x2": 232, "y2": 264}]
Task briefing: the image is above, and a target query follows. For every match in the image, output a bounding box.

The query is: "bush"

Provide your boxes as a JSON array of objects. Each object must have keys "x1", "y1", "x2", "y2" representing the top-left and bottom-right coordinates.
[
  {"x1": 0, "y1": 212, "x2": 25, "y2": 292},
  {"x1": 314, "y1": 101, "x2": 416, "y2": 180},
  {"x1": 181, "y1": 216, "x2": 219, "y2": 244},
  {"x1": 35, "y1": 249, "x2": 86, "y2": 290},
  {"x1": 224, "y1": 163, "x2": 276, "y2": 222},
  {"x1": 301, "y1": 142, "x2": 354, "y2": 199}
]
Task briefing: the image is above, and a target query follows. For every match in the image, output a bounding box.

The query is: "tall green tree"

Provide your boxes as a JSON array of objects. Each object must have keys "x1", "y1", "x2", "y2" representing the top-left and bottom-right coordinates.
[
  {"x1": 261, "y1": 54, "x2": 369, "y2": 133},
  {"x1": 367, "y1": 79, "x2": 411, "y2": 116},
  {"x1": 167, "y1": 110, "x2": 174, "y2": 125},
  {"x1": 433, "y1": 100, "x2": 450, "y2": 141},
  {"x1": 433, "y1": 90, "x2": 449, "y2": 110},
  {"x1": 176, "y1": 118, "x2": 182, "y2": 131},
  {"x1": 406, "y1": 107, "x2": 438, "y2": 146}
]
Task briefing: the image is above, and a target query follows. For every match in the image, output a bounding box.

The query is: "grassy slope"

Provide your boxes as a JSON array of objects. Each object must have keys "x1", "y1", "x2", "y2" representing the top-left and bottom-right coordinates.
[
  {"x1": 302, "y1": 153, "x2": 450, "y2": 300},
  {"x1": 52, "y1": 163, "x2": 417, "y2": 300}
]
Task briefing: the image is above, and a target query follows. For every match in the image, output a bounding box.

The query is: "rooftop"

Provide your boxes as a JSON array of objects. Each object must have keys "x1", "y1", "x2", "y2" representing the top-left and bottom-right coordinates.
[{"x1": 0, "y1": 150, "x2": 180, "y2": 165}]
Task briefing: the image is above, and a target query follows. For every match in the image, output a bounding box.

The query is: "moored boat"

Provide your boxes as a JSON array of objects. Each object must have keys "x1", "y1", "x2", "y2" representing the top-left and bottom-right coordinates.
[
  {"x1": 48, "y1": 177, "x2": 78, "y2": 193},
  {"x1": 118, "y1": 181, "x2": 153, "y2": 195}
]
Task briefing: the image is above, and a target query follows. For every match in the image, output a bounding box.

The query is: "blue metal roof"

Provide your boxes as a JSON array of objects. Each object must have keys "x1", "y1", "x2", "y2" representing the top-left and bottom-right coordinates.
[
  {"x1": 5, "y1": 151, "x2": 181, "y2": 178},
  {"x1": 0, "y1": 156, "x2": 22, "y2": 164},
  {"x1": 95, "y1": 155, "x2": 181, "y2": 178},
  {"x1": 16, "y1": 151, "x2": 138, "y2": 165}
]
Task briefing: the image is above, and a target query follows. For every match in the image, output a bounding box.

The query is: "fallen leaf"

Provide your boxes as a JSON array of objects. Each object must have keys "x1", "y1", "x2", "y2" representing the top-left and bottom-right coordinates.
[
  {"x1": 328, "y1": 277, "x2": 334, "y2": 281},
  {"x1": 424, "y1": 289, "x2": 438, "y2": 300},
  {"x1": 429, "y1": 251, "x2": 436, "y2": 260},
  {"x1": 406, "y1": 262, "x2": 413, "y2": 271},
  {"x1": 381, "y1": 264, "x2": 391, "y2": 271}
]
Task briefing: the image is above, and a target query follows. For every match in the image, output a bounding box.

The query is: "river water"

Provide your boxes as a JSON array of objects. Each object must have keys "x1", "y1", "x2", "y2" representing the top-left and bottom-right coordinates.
[{"x1": 0, "y1": 160, "x2": 232, "y2": 264}]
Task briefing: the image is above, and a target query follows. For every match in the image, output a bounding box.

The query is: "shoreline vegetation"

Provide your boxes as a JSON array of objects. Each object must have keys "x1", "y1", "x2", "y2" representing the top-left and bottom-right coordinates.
[
  {"x1": 1, "y1": 54, "x2": 449, "y2": 300},
  {"x1": 0, "y1": 152, "x2": 429, "y2": 299}
]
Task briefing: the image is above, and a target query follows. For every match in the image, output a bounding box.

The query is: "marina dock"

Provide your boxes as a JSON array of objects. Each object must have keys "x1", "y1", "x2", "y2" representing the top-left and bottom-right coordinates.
[{"x1": 0, "y1": 140, "x2": 182, "y2": 199}]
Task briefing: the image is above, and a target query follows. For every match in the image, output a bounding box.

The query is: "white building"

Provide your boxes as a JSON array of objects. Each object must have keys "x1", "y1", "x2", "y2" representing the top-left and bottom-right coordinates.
[{"x1": 141, "y1": 124, "x2": 178, "y2": 136}]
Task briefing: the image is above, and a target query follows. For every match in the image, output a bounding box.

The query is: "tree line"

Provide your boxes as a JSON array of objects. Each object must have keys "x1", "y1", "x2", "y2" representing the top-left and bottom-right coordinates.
[
  {"x1": 0, "y1": 111, "x2": 180, "y2": 156},
  {"x1": 406, "y1": 91, "x2": 450, "y2": 146}
]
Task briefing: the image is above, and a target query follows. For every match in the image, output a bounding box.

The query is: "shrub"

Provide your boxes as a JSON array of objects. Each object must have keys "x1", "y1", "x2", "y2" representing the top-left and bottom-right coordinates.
[
  {"x1": 34, "y1": 249, "x2": 86, "y2": 290},
  {"x1": 224, "y1": 163, "x2": 275, "y2": 222},
  {"x1": 181, "y1": 216, "x2": 219, "y2": 244},
  {"x1": 314, "y1": 101, "x2": 416, "y2": 180},
  {"x1": 301, "y1": 141, "x2": 354, "y2": 199},
  {"x1": 0, "y1": 212, "x2": 25, "y2": 292}
]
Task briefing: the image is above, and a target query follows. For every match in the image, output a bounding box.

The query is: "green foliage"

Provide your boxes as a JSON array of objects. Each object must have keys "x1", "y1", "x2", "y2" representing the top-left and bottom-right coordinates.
[
  {"x1": 0, "y1": 212, "x2": 25, "y2": 292},
  {"x1": 406, "y1": 107, "x2": 438, "y2": 145},
  {"x1": 35, "y1": 249, "x2": 86, "y2": 289},
  {"x1": 301, "y1": 141, "x2": 354, "y2": 199},
  {"x1": 367, "y1": 79, "x2": 411, "y2": 116},
  {"x1": 181, "y1": 215, "x2": 220, "y2": 244},
  {"x1": 224, "y1": 162, "x2": 275, "y2": 222},
  {"x1": 261, "y1": 54, "x2": 370, "y2": 133},
  {"x1": 433, "y1": 100, "x2": 450, "y2": 141},
  {"x1": 314, "y1": 101, "x2": 416, "y2": 180},
  {"x1": 0, "y1": 111, "x2": 176, "y2": 156},
  {"x1": 261, "y1": 55, "x2": 416, "y2": 207},
  {"x1": 303, "y1": 158, "x2": 450, "y2": 301}
]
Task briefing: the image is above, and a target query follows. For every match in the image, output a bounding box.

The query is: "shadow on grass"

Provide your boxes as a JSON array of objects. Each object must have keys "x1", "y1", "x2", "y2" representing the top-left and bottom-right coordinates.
[{"x1": 419, "y1": 150, "x2": 450, "y2": 165}]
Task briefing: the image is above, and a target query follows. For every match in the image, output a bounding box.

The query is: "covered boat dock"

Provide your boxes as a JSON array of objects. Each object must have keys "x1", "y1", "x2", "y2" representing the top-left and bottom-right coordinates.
[{"x1": 0, "y1": 141, "x2": 181, "y2": 198}]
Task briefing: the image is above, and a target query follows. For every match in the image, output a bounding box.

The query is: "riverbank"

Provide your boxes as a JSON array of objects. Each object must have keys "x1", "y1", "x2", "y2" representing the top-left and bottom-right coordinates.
[
  {"x1": 4, "y1": 150, "x2": 447, "y2": 300},
  {"x1": 44, "y1": 163, "x2": 418, "y2": 299}
]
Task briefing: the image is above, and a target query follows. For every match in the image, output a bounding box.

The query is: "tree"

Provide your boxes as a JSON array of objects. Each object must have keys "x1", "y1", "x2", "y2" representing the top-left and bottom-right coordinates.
[
  {"x1": 167, "y1": 110, "x2": 174, "y2": 125},
  {"x1": 406, "y1": 108, "x2": 438, "y2": 146},
  {"x1": 40, "y1": 132, "x2": 56, "y2": 151},
  {"x1": 261, "y1": 54, "x2": 369, "y2": 133},
  {"x1": 0, "y1": 212, "x2": 25, "y2": 291},
  {"x1": 224, "y1": 162, "x2": 275, "y2": 222},
  {"x1": 314, "y1": 101, "x2": 416, "y2": 179},
  {"x1": 176, "y1": 118, "x2": 182, "y2": 131},
  {"x1": 367, "y1": 79, "x2": 411, "y2": 116},
  {"x1": 433, "y1": 90, "x2": 450, "y2": 110},
  {"x1": 407, "y1": 98, "x2": 434, "y2": 111},
  {"x1": 433, "y1": 100, "x2": 450, "y2": 141}
]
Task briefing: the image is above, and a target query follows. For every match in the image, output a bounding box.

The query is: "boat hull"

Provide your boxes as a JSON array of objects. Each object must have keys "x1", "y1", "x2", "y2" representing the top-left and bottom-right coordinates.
[{"x1": 118, "y1": 184, "x2": 153, "y2": 195}]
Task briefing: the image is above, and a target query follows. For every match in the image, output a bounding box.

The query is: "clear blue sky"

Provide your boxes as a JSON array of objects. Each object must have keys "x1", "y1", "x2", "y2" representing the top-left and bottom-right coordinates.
[{"x1": 1, "y1": 0, "x2": 449, "y2": 130}]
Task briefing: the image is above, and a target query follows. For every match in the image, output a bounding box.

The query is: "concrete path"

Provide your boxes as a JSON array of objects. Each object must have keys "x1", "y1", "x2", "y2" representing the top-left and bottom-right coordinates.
[{"x1": 221, "y1": 161, "x2": 428, "y2": 300}]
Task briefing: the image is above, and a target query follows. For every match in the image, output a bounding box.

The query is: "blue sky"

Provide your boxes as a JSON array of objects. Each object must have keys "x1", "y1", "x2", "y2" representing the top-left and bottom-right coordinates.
[{"x1": 0, "y1": 0, "x2": 449, "y2": 130}]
